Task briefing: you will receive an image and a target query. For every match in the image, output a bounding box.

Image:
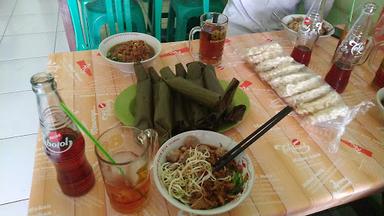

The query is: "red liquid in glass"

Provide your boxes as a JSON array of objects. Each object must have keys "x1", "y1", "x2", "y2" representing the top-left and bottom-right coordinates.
[
  {"x1": 325, "y1": 62, "x2": 353, "y2": 93},
  {"x1": 291, "y1": 45, "x2": 312, "y2": 66},
  {"x1": 199, "y1": 25, "x2": 226, "y2": 65},
  {"x1": 372, "y1": 65, "x2": 384, "y2": 88},
  {"x1": 45, "y1": 127, "x2": 95, "y2": 196}
]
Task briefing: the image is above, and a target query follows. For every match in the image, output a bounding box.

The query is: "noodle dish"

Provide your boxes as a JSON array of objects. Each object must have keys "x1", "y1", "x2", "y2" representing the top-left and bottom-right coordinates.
[{"x1": 152, "y1": 130, "x2": 254, "y2": 215}]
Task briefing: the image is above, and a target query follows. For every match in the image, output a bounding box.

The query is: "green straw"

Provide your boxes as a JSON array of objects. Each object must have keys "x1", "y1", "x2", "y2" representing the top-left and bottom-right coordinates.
[
  {"x1": 59, "y1": 102, "x2": 117, "y2": 164},
  {"x1": 349, "y1": 0, "x2": 357, "y2": 24},
  {"x1": 60, "y1": 102, "x2": 128, "y2": 177},
  {"x1": 60, "y1": 103, "x2": 147, "y2": 194}
]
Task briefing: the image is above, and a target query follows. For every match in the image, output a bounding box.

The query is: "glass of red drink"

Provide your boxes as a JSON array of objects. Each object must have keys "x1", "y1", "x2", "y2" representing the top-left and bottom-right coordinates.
[
  {"x1": 96, "y1": 126, "x2": 158, "y2": 214},
  {"x1": 189, "y1": 12, "x2": 228, "y2": 65}
]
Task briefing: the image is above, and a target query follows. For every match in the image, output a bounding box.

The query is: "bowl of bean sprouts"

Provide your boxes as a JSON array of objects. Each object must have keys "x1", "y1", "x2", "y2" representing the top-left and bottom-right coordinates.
[{"x1": 152, "y1": 130, "x2": 255, "y2": 215}]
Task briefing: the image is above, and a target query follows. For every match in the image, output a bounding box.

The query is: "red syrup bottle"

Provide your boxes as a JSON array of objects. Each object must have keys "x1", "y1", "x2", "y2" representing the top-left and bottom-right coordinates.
[
  {"x1": 371, "y1": 9, "x2": 384, "y2": 88},
  {"x1": 291, "y1": 0, "x2": 327, "y2": 66},
  {"x1": 325, "y1": 3, "x2": 377, "y2": 93},
  {"x1": 31, "y1": 72, "x2": 95, "y2": 196},
  {"x1": 372, "y1": 60, "x2": 384, "y2": 88}
]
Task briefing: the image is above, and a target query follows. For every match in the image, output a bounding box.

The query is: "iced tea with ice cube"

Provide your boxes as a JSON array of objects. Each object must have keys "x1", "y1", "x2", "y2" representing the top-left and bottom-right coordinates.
[
  {"x1": 189, "y1": 12, "x2": 228, "y2": 65},
  {"x1": 96, "y1": 126, "x2": 158, "y2": 214},
  {"x1": 199, "y1": 23, "x2": 226, "y2": 65},
  {"x1": 104, "y1": 151, "x2": 151, "y2": 213}
]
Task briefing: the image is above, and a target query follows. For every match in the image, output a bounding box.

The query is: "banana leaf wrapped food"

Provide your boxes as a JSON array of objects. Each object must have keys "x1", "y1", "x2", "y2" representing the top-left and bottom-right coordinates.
[
  {"x1": 133, "y1": 61, "x2": 246, "y2": 141},
  {"x1": 203, "y1": 64, "x2": 225, "y2": 95},
  {"x1": 172, "y1": 64, "x2": 191, "y2": 134},
  {"x1": 186, "y1": 62, "x2": 212, "y2": 129},
  {"x1": 133, "y1": 63, "x2": 153, "y2": 130},
  {"x1": 200, "y1": 77, "x2": 241, "y2": 128},
  {"x1": 161, "y1": 66, "x2": 222, "y2": 109},
  {"x1": 202, "y1": 64, "x2": 245, "y2": 126},
  {"x1": 148, "y1": 67, "x2": 173, "y2": 144}
]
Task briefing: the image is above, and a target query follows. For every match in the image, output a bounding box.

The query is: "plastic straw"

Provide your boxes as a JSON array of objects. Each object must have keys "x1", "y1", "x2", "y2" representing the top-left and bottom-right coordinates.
[
  {"x1": 59, "y1": 102, "x2": 117, "y2": 164},
  {"x1": 349, "y1": 0, "x2": 357, "y2": 24},
  {"x1": 60, "y1": 103, "x2": 135, "y2": 185}
]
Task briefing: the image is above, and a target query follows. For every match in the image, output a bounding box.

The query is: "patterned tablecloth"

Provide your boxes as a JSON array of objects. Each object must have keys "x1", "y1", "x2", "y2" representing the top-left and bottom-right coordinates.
[{"x1": 28, "y1": 31, "x2": 384, "y2": 216}]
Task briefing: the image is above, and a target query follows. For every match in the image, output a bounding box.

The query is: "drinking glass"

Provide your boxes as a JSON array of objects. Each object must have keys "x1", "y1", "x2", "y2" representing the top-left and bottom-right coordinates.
[
  {"x1": 189, "y1": 12, "x2": 228, "y2": 65},
  {"x1": 96, "y1": 125, "x2": 158, "y2": 214}
]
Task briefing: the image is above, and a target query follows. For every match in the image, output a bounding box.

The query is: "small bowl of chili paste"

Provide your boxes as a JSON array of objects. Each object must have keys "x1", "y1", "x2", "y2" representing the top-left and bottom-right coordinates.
[{"x1": 99, "y1": 32, "x2": 161, "y2": 73}]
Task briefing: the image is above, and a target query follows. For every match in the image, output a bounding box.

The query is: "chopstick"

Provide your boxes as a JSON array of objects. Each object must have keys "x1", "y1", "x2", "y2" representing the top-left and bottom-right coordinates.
[{"x1": 213, "y1": 106, "x2": 293, "y2": 172}]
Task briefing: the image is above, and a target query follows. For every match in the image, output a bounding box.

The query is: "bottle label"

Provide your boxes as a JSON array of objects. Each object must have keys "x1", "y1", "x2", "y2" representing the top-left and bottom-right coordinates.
[
  {"x1": 302, "y1": 17, "x2": 323, "y2": 34},
  {"x1": 302, "y1": 17, "x2": 312, "y2": 33},
  {"x1": 45, "y1": 131, "x2": 74, "y2": 154},
  {"x1": 314, "y1": 22, "x2": 323, "y2": 34},
  {"x1": 349, "y1": 40, "x2": 364, "y2": 55},
  {"x1": 340, "y1": 33, "x2": 365, "y2": 56}
]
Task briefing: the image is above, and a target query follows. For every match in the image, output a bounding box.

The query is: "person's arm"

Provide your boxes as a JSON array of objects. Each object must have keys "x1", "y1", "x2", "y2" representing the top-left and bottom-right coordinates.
[{"x1": 303, "y1": 0, "x2": 335, "y2": 17}]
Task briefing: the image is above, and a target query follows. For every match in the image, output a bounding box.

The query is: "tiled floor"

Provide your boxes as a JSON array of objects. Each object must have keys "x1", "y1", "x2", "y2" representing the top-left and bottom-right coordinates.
[
  {"x1": 0, "y1": 0, "x2": 171, "y2": 214},
  {"x1": 0, "y1": 0, "x2": 69, "y2": 215}
]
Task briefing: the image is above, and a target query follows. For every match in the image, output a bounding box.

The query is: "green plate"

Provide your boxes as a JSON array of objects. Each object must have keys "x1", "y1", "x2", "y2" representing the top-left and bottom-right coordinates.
[{"x1": 114, "y1": 80, "x2": 250, "y2": 133}]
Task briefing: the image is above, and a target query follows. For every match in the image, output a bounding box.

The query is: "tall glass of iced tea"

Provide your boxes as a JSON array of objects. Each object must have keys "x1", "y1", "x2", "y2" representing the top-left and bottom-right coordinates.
[
  {"x1": 189, "y1": 12, "x2": 228, "y2": 65},
  {"x1": 96, "y1": 126, "x2": 158, "y2": 214}
]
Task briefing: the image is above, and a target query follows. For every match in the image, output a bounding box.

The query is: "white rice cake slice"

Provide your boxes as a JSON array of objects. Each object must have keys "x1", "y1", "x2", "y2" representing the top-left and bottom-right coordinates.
[
  {"x1": 275, "y1": 76, "x2": 322, "y2": 97},
  {"x1": 247, "y1": 43, "x2": 282, "y2": 56},
  {"x1": 256, "y1": 56, "x2": 294, "y2": 72},
  {"x1": 296, "y1": 91, "x2": 343, "y2": 115},
  {"x1": 247, "y1": 49, "x2": 284, "y2": 65},
  {"x1": 307, "y1": 103, "x2": 349, "y2": 124},
  {"x1": 269, "y1": 72, "x2": 315, "y2": 88},
  {"x1": 260, "y1": 63, "x2": 305, "y2": 81},
  {"x1": 285, "y1": 85, "x2": 332, "y2": 105}
]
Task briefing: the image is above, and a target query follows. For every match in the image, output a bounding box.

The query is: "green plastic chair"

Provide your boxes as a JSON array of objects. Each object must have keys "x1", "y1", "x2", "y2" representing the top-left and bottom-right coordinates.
[
  {"x1": 66, "y1": 0, "x2": 162, "y2": 50},
  {"x1": 166, "y1": 0, "x2": 225, "y2": 42},
  {"x1": 85, "y1": 0, "x2": 147, "y2": 48},
  {"x1": 75, "y1": 0, "x2": 150, "y2": 46},
  {"x1": 67, "y1": 0, "x2": 89, "y2": 50},
  {"x1": 326, "y1": 0, "x2": 384, "y2": 27}
]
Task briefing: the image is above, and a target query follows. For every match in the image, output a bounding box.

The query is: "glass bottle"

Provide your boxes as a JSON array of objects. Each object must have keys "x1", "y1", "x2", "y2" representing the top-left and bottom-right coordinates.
[
  {"x1": 325, "y1": 3, "x2": 377, "y2": 93},
  {"x1": 331, "y1": 22, "x2": 352, "y2": 62},
  {"x1": 372, "y1": 9, "x2": 384, "y2": 88},
  {"x1": 31, "y1": 72, "x2": 95, "y2": 196},
  {"x1": 290, "y1": 0, "x2": 327, "y2": 66},
  {"x1": 372, "y1": 60, "x2": 384, "y2": 88}
]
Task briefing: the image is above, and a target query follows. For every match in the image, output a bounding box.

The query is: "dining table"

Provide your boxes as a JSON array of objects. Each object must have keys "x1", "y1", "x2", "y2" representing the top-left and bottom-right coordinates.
[{"x1": 27, "y1": 31, "x2": 384, "y2": 216}]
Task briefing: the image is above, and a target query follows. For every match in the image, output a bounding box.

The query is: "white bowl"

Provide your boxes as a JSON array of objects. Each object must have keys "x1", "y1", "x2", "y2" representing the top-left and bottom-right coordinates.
[
  {"x1": 152, "y1": 130, "x2": 255, "y2": 215},
  {"x1": 376, "y1": 87, "x2": 384, "y2": 118},
  {"x1": 281, "y1": 14, "x2": 335, "y2": 42},
  {"x1": 99, "y1": 32, "x2": 161, "y2": 73}
]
